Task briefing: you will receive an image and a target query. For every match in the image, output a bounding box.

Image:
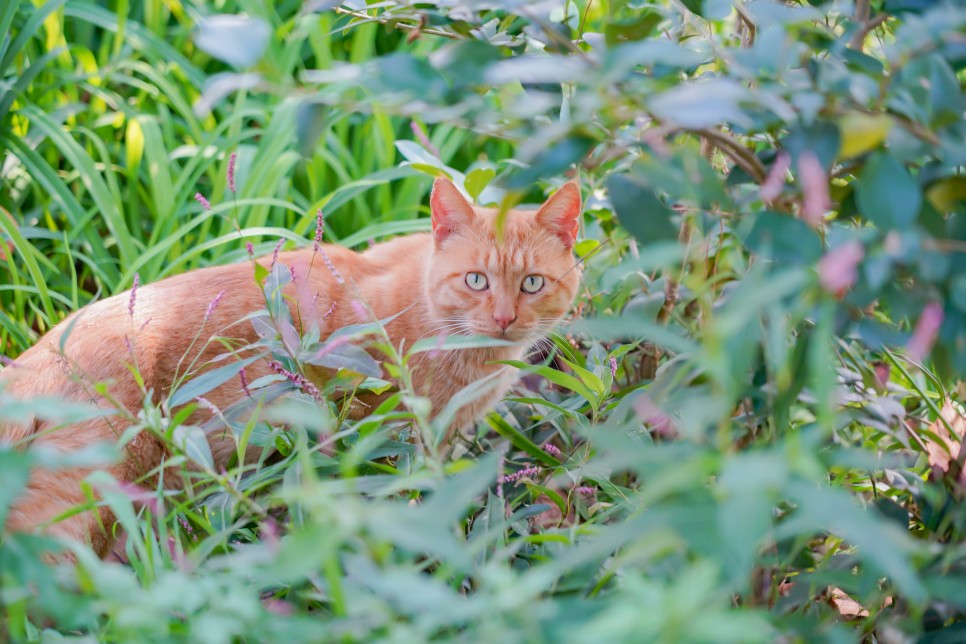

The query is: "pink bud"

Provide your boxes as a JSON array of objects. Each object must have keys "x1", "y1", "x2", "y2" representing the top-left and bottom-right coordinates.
[
  {"x1": 817, "y1": 240, "x2": 864, "y2": 296},
  {"x1": 760, "y1": 152, "x2": 790, "y2": 203},
  {"x1": 906, "y1": 302, "x2": 944, "y2": 363},
  {"x1": 798, "y1": 151, "x2": 830, "y2": 228}
]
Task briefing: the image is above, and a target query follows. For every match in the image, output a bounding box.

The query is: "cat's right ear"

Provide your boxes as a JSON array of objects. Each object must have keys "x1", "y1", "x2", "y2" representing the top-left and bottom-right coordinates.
[{"x1": 431, "y1": 177, "x2": 475, "y2": 243}]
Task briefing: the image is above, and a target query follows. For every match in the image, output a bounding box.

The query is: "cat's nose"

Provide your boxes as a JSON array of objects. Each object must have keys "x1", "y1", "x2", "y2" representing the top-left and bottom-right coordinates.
[{"x1": 493, "y1": 312, "x2": 517, "y2": 331}]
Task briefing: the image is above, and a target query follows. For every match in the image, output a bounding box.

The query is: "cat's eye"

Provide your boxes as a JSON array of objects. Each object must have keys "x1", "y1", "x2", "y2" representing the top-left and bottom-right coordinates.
[
  {"x1": 521, "y1": 275, "x2": 544, "y2": 294},
  {"x1": 465, "y1": 272, "x2": 488, "y2": 291}
]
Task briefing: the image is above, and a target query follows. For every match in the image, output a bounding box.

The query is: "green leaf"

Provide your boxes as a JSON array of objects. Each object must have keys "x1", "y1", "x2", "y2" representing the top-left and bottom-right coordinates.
[
  {"x1": 485, "y1": 414, "x2": 561, "y2": 467},
  {"x1": 856, "y1": 152, "x2": 922, "y2": 230},
  {"x1": 194, "y1": 14, "x2": 271, "y2": 69},
  {"x1": 498, "y1": 359, "x2": 596, "y2": 404},
  {"x1": 607, "y1": 173, "x2": 678, "y2": 243},
  {"x1": 171, "y1": 424, "x2": 214, "y2": 469},
  {"x1": 168, "y1": 353, "x2": 265, "y2": 407},
  {"x1": 464, "y1": 168, "x2": 496, "y2": 203},
  {"x1": 0, "y1": 448, "x2": 31, "y2": 526}
]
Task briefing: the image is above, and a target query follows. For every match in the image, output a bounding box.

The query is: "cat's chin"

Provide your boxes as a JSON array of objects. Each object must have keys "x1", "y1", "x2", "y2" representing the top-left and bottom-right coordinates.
[{"x1": 475, "y1": 327, "x2": 532, "y2": 343}]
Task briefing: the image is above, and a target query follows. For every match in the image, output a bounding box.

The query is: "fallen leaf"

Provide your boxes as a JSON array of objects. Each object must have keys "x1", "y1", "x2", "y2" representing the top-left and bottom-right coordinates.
[
  {"x1": 829, "y1": 587, "x2": 870, "y2": 619},
  {"x1": 924, "y1": 401, "x2": 966, "y2": 487}
]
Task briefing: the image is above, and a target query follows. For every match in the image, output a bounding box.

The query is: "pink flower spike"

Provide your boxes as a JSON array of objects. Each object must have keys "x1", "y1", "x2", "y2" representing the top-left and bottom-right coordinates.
[
  {"x1": 204, "y1": 289, "x2": 226, "y2": 321},
  {"x1": 818, "y1": 241, "x2": 864, "y2": 297},
  {"x1": 576, "y1": 486, "x2": 596, "y2": 496},
  {"x1": 239, "y1": 367, "x2": 253, "y2": 398},
  {"x1": 906, "y1": 302, "x2": 944, "y2": 363},
  {"x1": 498, "y1": 465, "x2": 540, "y2": 484},
  {"x1": 543, "y1": 443, "x2": 562, "y2": 457},
  {"x1": 227, "y1": 152, "x2": 237, "y2": 193},
  {"x1": 194, "y1": 192, "x2": 211, "y2": 211},
  {"x1": 314, "y1": 208, "x2": 324, "y2": 252},
  {"x1": 245, "y1": 241, "x2": 254, "y2": 258},
  {"x1": 410, "y1": 121, "x2": 440, "y2": 156},
  {"x1": 128, "y1": 273, "x2": 139, "y2": 318},
  {"x1": 798, "y1": 151, "x2": 830, "y2": 228},
  {"x1": 271, "y1": 238, "x2": 284, "y2": 267},
  {"x1": 319, "y1": 246, "x2": 345, "y2": 284},
  {"x1": 609, "y1": 356, "x2": 618, "y2": 378},
  {"x1": 760, "y1": 152, "x2": 790, "y2": 203},
  {"x1": 322, "y1": 301, "x2": 337, "y2": 319},
  {"x1": 289, "y1": 264, "x2": 297, "y2": 284}
]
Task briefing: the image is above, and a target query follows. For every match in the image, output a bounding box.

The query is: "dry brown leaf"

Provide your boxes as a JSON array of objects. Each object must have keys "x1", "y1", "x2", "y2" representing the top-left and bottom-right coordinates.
[
  {"x1": 924, "y1": 401, "x2": 966, "y2": 486},
  {"x1": 829, "y1": 587, "x2": 870, "y2": 619},
  {"x1": 529, "y1": 493, "x2": 575, "y2": 532}
]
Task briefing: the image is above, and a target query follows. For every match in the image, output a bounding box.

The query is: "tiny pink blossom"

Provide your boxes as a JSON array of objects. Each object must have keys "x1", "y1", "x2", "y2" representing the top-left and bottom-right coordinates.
[
  {"x1": 543, "y1": 443, "x2": 562, "y2": 457},
  {"x1": 906, "y1": 302, "x2": 944, "y2": 363},
  {"x1": 798, "y1": 151, "x2": 830, "y2": 228},
  {"x1": 204, "y1": 289, "x2": 226, "y2": 321},
  {"x1": 609, "y1": 355, "x2": 618, "y2": 378},
  {"x1": 129, "y1": 273, "x2": 139, "y2": 318},
  {"x1": 245, "y1": 241, "x2": 254, "y2": 258},
  {"x1": 289, "y1": 264, "x2": 297, "y2": 284},
  {"x1": 498, "y1": 465, "x2": 540, "y2": 484},
  {"x1": 227, "y1": 152, "x2": 237, "y2": 193},
  {"x1": 322, "y1": 300, "x2": 338, "y2": 320},
  {"x1": 760, "y1": 152, "x2": 791, "y2": 203},
  {"x1": 178, "y1": 515, "x2": 197, "y2": 542},
  {"x1": 576, "y1": 486, "x2": 596, "y2": 496},
  {"x1": 817, "y1": 240, "x2": 864, "y2": 296},
  {"x1": 194, "y1": 192, "x2": 211, "y2": 211}
]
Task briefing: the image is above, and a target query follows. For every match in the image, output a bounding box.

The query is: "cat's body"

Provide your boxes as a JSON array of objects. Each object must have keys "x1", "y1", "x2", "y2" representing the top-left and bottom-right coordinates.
[{"x1": 0, "y1": 178, "x2": 581, "y2": 557}]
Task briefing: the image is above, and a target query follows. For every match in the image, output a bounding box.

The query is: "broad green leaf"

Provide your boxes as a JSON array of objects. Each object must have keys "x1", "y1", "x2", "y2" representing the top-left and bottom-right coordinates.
[
  {"x1": 856, "y1": 152, "x2": 922, "y2": 230},
  {"x1": 168, "y1": 354, "x2": 265, "y2": 407}
]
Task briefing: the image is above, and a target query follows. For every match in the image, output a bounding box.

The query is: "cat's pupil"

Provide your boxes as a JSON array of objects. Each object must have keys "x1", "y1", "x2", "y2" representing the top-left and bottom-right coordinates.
[
  {"x1": 522, "y1": 274, "x2": 544, "y2": 293},
  {"x1": 466, "y1": 272, "x2": 488, "y2": 291}
]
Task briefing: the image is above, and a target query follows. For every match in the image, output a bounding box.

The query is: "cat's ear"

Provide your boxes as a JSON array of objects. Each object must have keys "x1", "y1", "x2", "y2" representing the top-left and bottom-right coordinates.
[
  {"x1": 536, "y1": 181, "x2": 581, "y2": 249},
  {"x1": 431, "y1": 177, "x2": 475, "y2": 243}
]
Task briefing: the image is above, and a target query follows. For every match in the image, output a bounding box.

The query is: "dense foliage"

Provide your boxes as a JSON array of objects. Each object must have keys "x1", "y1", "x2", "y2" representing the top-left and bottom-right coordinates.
[{"x1": 2, "y1": 0, "x2": 966, "y2": 641}]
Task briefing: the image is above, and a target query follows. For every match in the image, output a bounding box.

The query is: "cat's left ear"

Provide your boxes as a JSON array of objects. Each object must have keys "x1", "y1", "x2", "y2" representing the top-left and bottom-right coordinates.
[
  {"x1": 431, "y1": 177, "x2": 475, "y2": 243},
  {"x1": 536, "y1": 181, "x2": 581, "y2": 249}
]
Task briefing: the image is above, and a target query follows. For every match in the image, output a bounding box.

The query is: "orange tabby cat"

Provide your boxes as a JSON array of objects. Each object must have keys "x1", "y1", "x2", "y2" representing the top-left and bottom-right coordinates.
[{"x1": 0, "y1": 177, "x2": 581, "y2": 557}]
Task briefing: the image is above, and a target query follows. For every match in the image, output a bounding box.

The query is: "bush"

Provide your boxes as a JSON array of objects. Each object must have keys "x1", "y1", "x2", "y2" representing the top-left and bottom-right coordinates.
[{"x1": 1, "y1": 0, "x2": 965, "y2": 641}]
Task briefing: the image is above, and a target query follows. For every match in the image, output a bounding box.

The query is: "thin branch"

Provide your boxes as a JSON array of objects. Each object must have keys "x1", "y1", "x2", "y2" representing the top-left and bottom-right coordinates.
[
  {"x1": 696, "y1": 128, "x2": 767, "y2": 183},
  {"x1": 332, "y1": 6, "x2": 461, "y2": 40}
]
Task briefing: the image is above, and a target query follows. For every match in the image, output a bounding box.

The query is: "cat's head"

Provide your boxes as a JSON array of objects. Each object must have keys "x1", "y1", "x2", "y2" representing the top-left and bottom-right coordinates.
[{"x1": 425, "y1": 178, "x2": 582, "y2": 342}]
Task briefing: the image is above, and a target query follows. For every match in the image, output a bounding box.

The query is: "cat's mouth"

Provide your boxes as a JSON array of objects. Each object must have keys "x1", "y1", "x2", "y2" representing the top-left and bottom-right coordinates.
[{"x1": 476, "y1": 325, "x2": 530, "y2": 342}]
